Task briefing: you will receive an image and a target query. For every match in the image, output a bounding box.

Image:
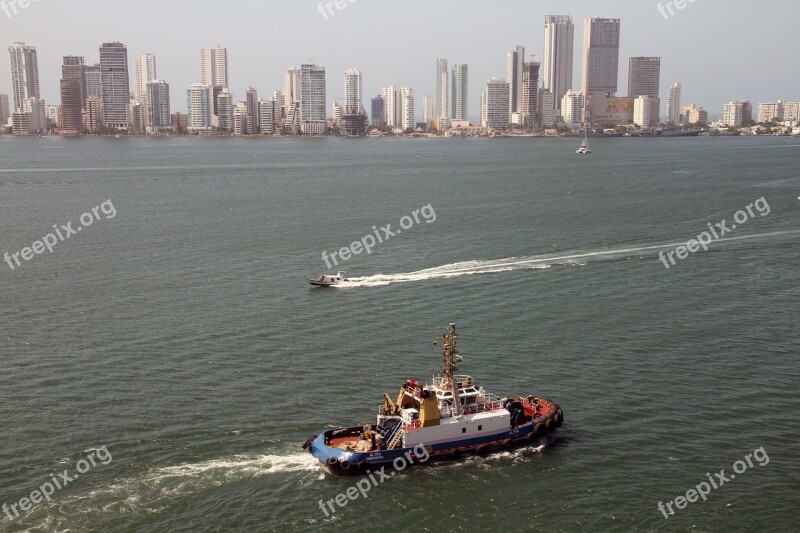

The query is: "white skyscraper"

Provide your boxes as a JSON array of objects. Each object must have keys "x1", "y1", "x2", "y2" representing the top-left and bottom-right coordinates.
[
  {"x1": 451, "y1": 64, "x2": 468, "y2": 122},
  {"x1": 543, "y1": 15, "x2": 574, "y2": 118},
  {"x1": 435, "y1": 58, "x2": 449, "y2": 128},
  {"x1": 560, "y1": 90, "x2": 585, "y2": 125},
  {"x1": 187, "y1": 83, "x2": 212, "y2": 133},
  {"x1": 666, "y1": 82, "x2": 682, "y2": 125},
  {"x1": 423, "y1": 95, "x2": 434, "y2": 127},
  {"x1": 634, "y1": 95, "x2": 654, "y2": 128},
  {"x1": 200, "y1": 45, "x2": 229, "y2": 89},
  {"x1": 722, "y1": 101, "x2": 752, "y2": 127},
  {"x1": 483, "y1": 77, "x2": 510, "y2": 131},
  {"x1": 259, "y1": 99, "x2": 275, "y2": 134},
  {"x1": 299, "y1": 63, "x2": 326, "y2": 135},
  {"x1": 381, "y1": 86, "x2": 401, "y2": 128},
  {"x1": 133, "y1": 53, "x2": 157, "y2": 102},
  {"x1": 8, "y1": 42, "x2": 40, "y2": 108},
  {"x1": 582, "y1": 18, "x2": 620, "y2": 97},
  {"x1": 401, "y1": 87, "x2": 415, "y2": 131},
  {"x1": 507, "y1": 46, "x2": 525, "y2": 121},
  {"x1": 344, "y1": 68, "x2": 363, "y2": 114}
]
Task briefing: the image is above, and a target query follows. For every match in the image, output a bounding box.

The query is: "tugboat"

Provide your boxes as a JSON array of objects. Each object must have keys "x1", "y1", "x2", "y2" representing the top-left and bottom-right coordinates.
[{"x1": 302, "y1": 323, "x2": 564, "y2": 475}]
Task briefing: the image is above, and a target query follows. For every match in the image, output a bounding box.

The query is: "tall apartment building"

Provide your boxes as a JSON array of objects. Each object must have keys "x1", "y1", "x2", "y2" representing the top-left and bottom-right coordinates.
[
  {"x1": 9, "y1": 42, "x2": 40, "y2": 110},
  {"x1": 299, "y1": 63, "x2": 326, "y2": 135},
  {"x1": 62, "y1": 56, "x2": 87, "y2": 111},
  {"x1": 401, "y1": 87, "x2": 414, "y2": 131},
  {"x1": 628, "y1": 57, "x2": 661, "y2": 123},
  {"x1": 522, "y1": 61, "x2": 540, "y2": 128},
  {"x1": 344, "y1": 68, "x2": 363, "y2": 113},
  {"x1": 187, "y1": 83, "x2": 213, "y2": 133},
  {"x1": 99, "y1": 42, "x2": 130, "y2": 129},
  {"x1": 666, "y1": 82, "x2": 681, "y2": 125},
  {"x1": 582, "y1": 18, "x2": 620, "y2": 97},
  {"x1": 722, "y1": 100, "x2": 752, "y2": 127},
  {"x1": 561, "y1": 90, "x2": 585, "y2": 125},
  {"x1": 483, "y1": 77, "x2": 510, "y2": 130},
  {"x1": 451, "y1": 64, "x2": 468, "y2": 122},
  {"x1": 634, "y1": 95, "x2": 655, "y2": 127},
  {"x1": 507, "y1": 46, "x2": 524, "y2": 123},
  {"x1": 682, "y1": 103, "x2": 707, "y2": 125},
  {"x1": 259, "y1": 99, "x2": 275, "y2": 134},
  {"x1": 435, "y1": 58, "x2": 449, "y2": 127},
  {"x1": 84, "y1": 65, "x2": 101, "y2": 99},
  {"x1": 201, "y1": 45, "x2": 229, "y2": 116},
  {"x1": 146, "y1": 80, "x2": 170, "y2": 133},
  {"x1": 59, "y1": 77, "x2": 83, "y2": 134},
  {"x1": 757, "y1": 101, "x2": 784, "y2": 123},
  {"x1": 371, "y1": 95, "x2": 385, "y2": 128},
  {"x1": 246, "y1": 87, "x2": 259, "y2": 133},
  {"x1": 381, "y1": 86, "x2": 401, "y2": 128},
  {"x1": 543, "y1": 15, "x2": 574, "y2": 118},
  {"x1": 0, "y1": 94, "x2": 9, "y2": 125},
  {"x1": 133, "y1": 53, "x2": 157, "y2": 102}
]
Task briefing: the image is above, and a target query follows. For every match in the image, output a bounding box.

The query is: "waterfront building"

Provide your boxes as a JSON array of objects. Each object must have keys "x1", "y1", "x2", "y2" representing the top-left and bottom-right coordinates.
[{"x1": 99, "y1": 42, "x2": 130, "y2": 129}]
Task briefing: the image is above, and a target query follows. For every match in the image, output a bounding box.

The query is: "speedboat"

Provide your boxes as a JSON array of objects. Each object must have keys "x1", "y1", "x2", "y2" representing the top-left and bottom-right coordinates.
[
  {"x1": 302, "y1": 323, "x2": 565, "y2": 475},
  {"x1": 307, "y1": 271, "x2": 350, "y2": 287}
]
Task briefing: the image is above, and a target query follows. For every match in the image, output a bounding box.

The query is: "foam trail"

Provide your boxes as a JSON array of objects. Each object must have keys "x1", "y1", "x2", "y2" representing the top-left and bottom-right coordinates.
[{"x1": 343, "y1": 229, "x2": 800, "y2": 288}]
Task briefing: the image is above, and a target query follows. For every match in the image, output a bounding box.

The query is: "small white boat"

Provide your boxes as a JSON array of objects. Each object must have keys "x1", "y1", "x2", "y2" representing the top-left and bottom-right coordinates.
[{"x1": 307, "y1": 271, "x2": 350, "y2": 287}]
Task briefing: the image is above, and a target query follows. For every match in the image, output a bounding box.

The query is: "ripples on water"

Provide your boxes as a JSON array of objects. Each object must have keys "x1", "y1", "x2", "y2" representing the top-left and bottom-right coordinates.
[{"x1": 0, "y1": 136, "x2": 798, "y2": 531}]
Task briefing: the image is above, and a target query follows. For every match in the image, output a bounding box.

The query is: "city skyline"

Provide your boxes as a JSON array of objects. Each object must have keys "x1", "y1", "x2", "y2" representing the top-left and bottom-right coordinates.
[{"x1": 1, "y1": 0, "x2": 798, "y2": 125}]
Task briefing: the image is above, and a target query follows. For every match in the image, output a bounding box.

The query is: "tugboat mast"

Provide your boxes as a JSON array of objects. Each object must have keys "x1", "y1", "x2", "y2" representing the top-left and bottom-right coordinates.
[{"x1": 442, "y1": 323, "x2": 463, "y2": 416}]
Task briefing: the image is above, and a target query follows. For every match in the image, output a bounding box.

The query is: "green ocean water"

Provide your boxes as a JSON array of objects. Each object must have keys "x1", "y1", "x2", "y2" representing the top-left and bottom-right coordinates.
[{"x1": 0, "y1": 135, "x2": 798, "y2": 532}]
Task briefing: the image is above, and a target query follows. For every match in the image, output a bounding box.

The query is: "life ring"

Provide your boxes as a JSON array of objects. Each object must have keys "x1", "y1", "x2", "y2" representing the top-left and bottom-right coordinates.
[
  {"x1": 532, "y1": 423, "x2": 546, "y2": 438},
  {"x1": 545, "y1": 419, "x2": 556, "y2": 433},
  {"x1": 340, "y1": 460, "x2": 351, "y2": 470},
  {"x1": 554, "y1": 412, "x2": 564, "y2": 427}
]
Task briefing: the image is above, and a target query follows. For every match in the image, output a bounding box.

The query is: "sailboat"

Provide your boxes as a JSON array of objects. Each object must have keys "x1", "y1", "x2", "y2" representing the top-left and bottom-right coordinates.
[
  {"x1": 576, "y1": 105, "x2": 591, "y2": 154},
  {"x1": 576, "y1": 122, "x2": 591, "y2": 154}
]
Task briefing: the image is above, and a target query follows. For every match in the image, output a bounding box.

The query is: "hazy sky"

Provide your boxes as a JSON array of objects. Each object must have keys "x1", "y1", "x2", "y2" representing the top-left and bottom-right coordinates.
[{"x1": 2, "y1": 0, "x2": 798, "y2": 121}]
